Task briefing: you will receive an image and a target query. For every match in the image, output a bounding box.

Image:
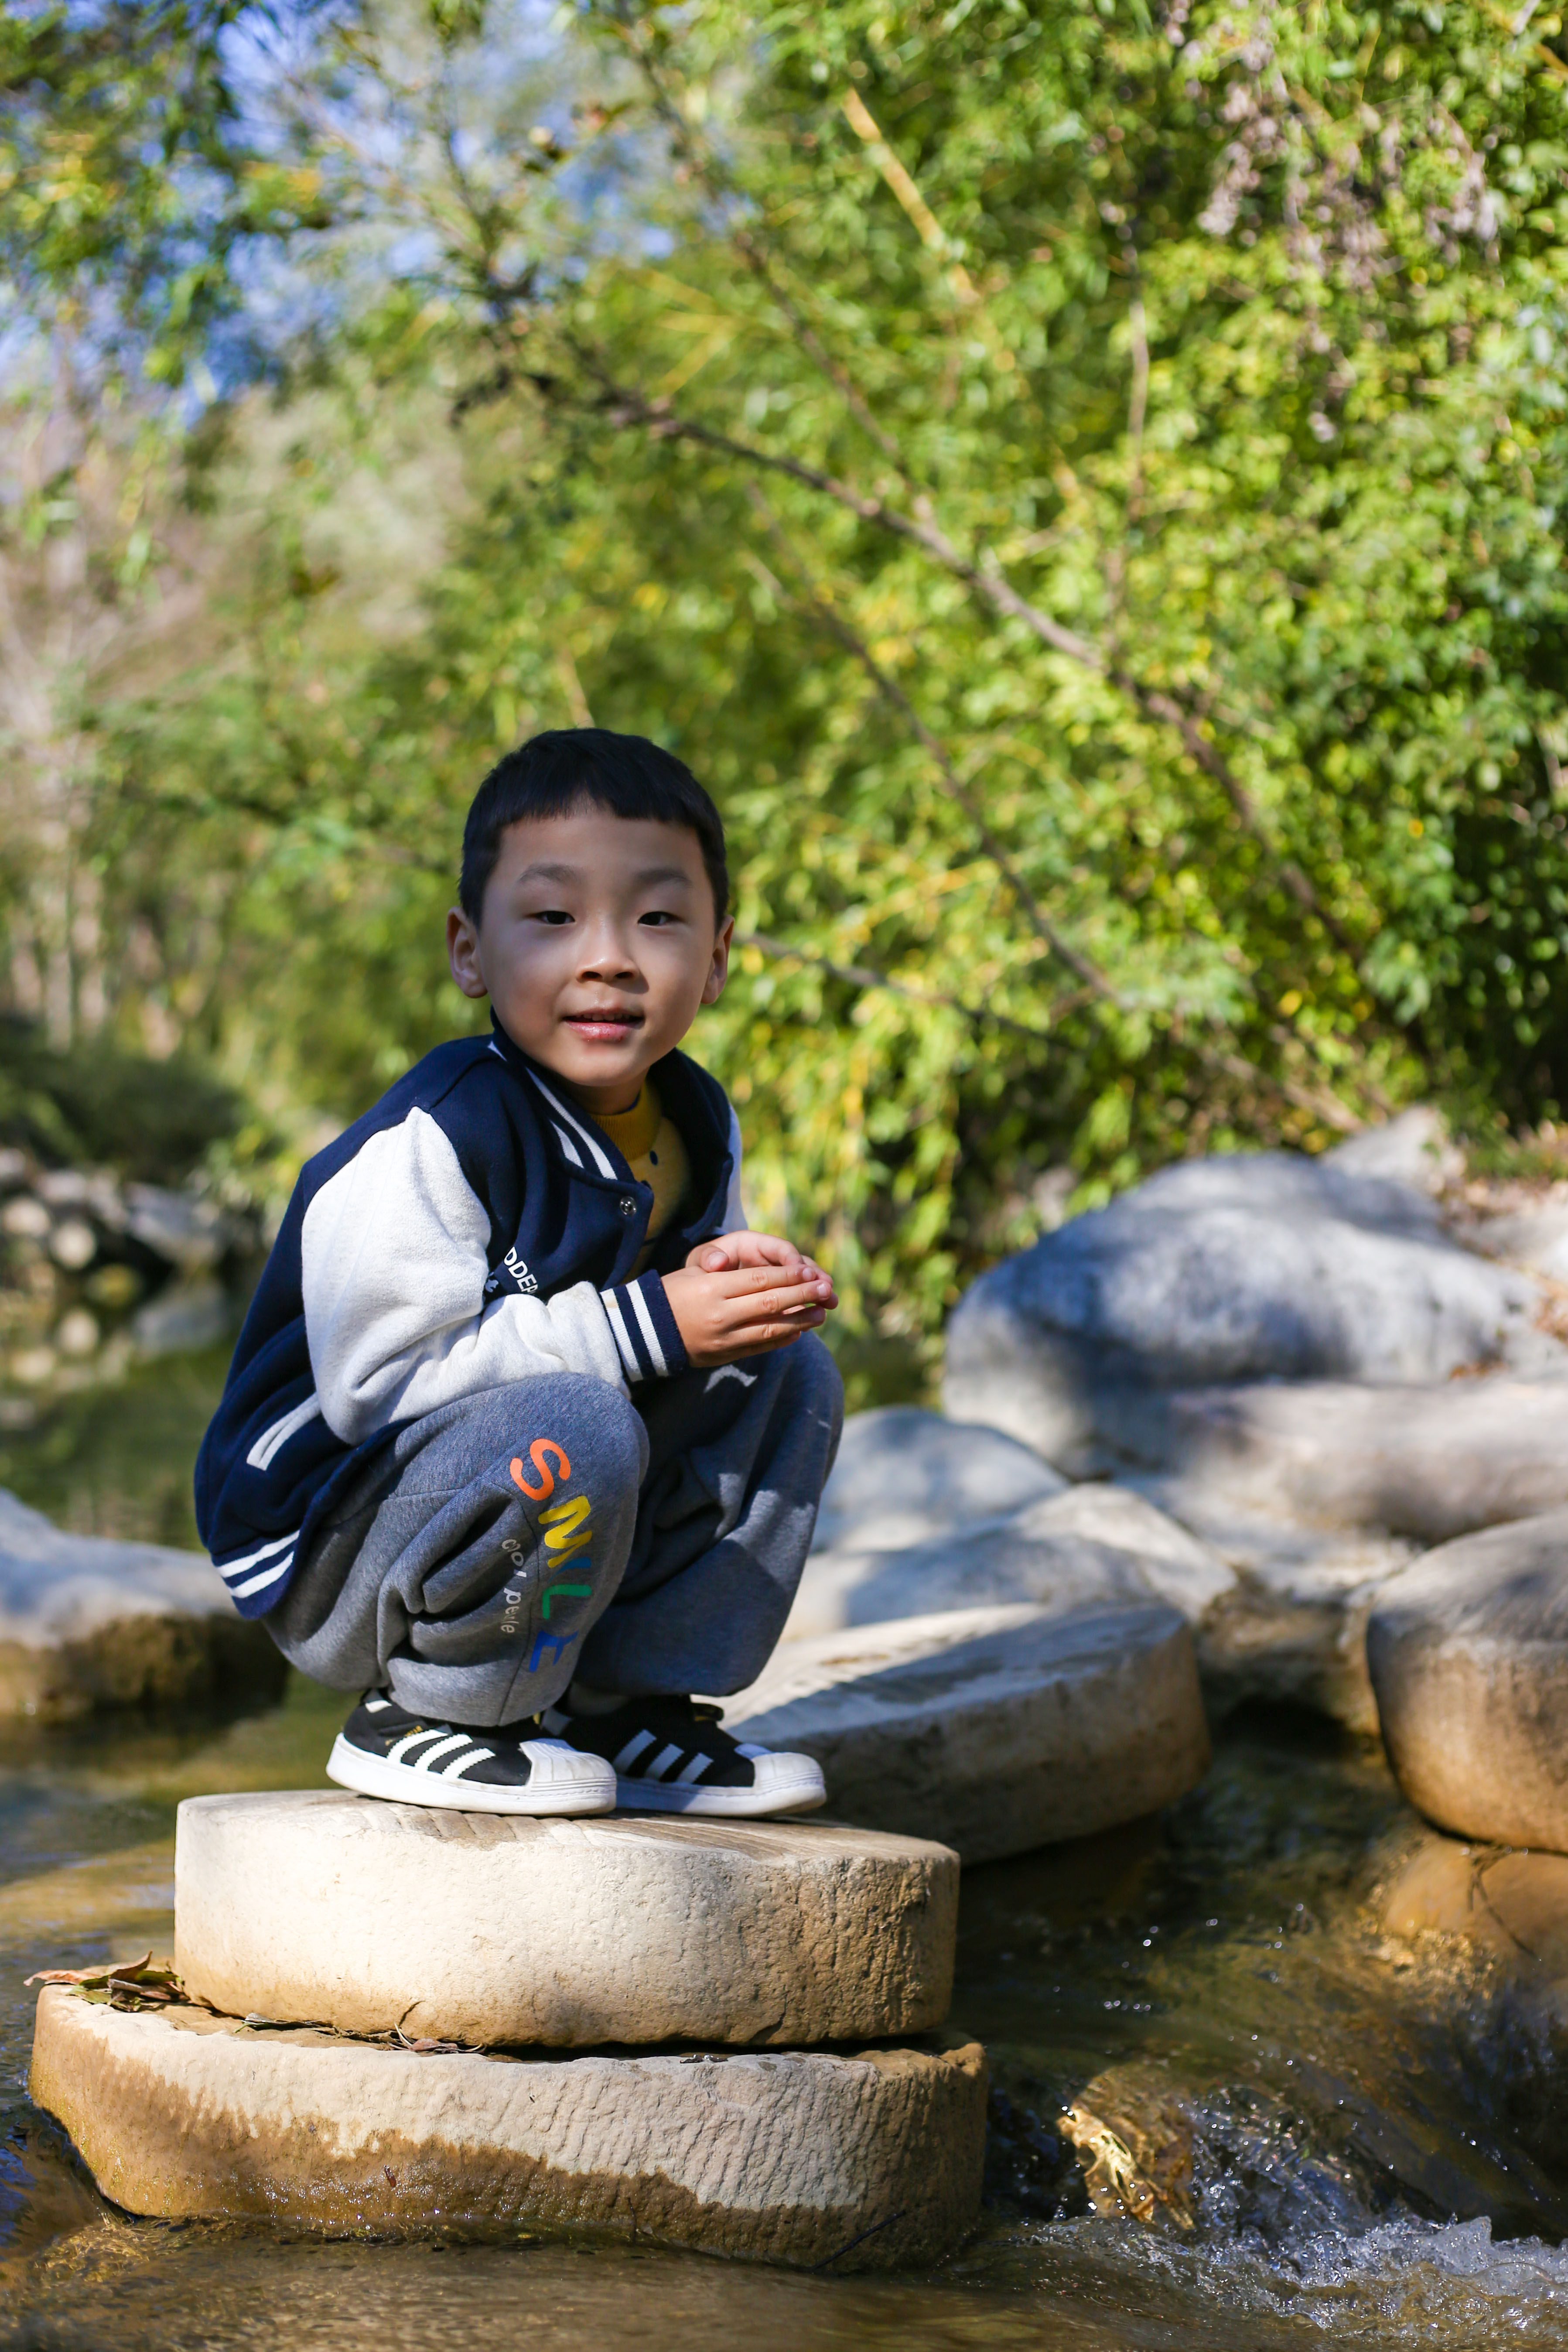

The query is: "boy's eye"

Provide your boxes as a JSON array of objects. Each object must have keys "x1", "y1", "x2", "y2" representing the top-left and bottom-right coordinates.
[
  {"x1": 531, "y1": 909, "x2": 574, "y2": 926},
  {"x1": 638, "y1": 910, "x2": 680, "y2": 927}
]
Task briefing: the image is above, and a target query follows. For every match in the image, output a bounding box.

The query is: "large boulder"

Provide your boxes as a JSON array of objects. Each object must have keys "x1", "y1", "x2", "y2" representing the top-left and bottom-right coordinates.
[
  {"x1": 30, "y1": 1987, "x2": 986, "y2": 2268},
  {"x1": 810, "y1": 1405, "x2": 1066, "y2": 1557},
  {"x1": 724, "y1": 1601, "x2": 1210, "y2": 1864},
  {"x1": 943, "y1": 1148, "x2": 1551, "y2": 1473},
  {"x1": 174, "y1": 1794, "x2": 957, "y2": 2048},
  {"x1": 1367, "y1": 1508, "x2": 1568, "y2": 1849},
  {"x1": 0, "y1": 1488, "x2": 283, "y2": 1720},
  {"x1": 786, "y1": 1482, "x2": 1232, "y2": 1642}
]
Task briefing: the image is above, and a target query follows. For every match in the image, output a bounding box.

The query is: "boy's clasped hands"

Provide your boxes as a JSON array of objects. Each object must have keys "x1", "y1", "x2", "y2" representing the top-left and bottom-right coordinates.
[{"x1": 664, "y1": 1230, "x2": 837, "y2": 1366}]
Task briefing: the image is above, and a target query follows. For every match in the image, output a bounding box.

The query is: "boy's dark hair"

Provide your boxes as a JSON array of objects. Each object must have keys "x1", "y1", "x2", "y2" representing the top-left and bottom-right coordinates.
[{"x1": 460, "y1": 728, "x2": 728, "y2": 928}]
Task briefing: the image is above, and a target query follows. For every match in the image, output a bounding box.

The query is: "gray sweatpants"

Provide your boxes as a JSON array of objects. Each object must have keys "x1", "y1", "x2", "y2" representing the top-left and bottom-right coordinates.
[{"x1": 267, "y1": 1333, "x2": 843, "y2": 1727}]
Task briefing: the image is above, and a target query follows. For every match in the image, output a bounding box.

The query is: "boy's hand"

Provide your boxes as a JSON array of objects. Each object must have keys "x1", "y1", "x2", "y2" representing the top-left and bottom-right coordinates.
[
  {"x1": 686, "y1": 1230, "x2": 834, "y2": 1288},
  {"x1": 663, "y1": 1237, "x2": 836, "y2": 1366}
]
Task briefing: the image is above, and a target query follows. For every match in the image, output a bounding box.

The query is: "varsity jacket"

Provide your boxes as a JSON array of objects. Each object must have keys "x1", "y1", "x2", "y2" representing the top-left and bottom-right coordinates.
[{"x1": 193, "y1": 1018, "x2": 744, "y2": 1619}]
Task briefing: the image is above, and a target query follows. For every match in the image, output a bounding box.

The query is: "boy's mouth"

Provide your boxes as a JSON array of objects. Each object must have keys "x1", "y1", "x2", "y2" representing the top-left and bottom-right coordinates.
[{"x1": 564, "y1": 1008, "x2": 644, "y2": 1041}]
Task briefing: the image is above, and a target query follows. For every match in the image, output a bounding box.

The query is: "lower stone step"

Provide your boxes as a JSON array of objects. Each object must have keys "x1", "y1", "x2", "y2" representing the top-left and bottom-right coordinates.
[
  {"x1": 29, "y1": 1987, "x2": 987, "y2": 2269},
  {"x1": 723, "y1": 1602, "x2": 1210, "y2": 1864},
  {"x1": 174, "y1": 1795, "x2": 958, "y2": 2047}
]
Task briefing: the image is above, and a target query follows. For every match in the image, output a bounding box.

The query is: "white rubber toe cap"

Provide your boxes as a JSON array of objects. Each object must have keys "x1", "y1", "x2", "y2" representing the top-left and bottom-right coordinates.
[
  {"x1": 520, "y1": 1737, "x2": 616, "y2": 1798},
  {"x1": 746, "y1": 1749, "x2": 828, "y2": 1812}
]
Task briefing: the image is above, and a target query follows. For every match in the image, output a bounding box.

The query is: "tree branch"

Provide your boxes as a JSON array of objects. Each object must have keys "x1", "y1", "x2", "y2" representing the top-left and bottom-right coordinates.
[
  {"x1": 604, "y1": 5, "x2": 912, "y2": 477},
  {"x1": 739, "y1": 505, "x2": 1366, "y2": 1134},
  {"x1": 739, "y1": 509, "x2": 1113, "y2": 998},
  {"x1": 736, "y1": 930, "x2": 1073, "y2": 1043},
  {"x1": 566, "y1": 352, "x2": 1353, "y2": 954}
]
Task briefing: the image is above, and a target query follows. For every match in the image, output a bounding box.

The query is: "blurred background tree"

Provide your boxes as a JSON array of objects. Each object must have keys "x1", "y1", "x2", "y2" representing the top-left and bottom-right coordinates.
[{"x1": 4, "y1": 0, "x2": 1568, "y2": 1390}]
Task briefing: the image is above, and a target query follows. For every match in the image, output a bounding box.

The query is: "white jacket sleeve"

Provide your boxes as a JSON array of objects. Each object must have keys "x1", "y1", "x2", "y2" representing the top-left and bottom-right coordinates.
[{"x1": 301, "y1": 1109, "x2": 626, "y2": 1444}]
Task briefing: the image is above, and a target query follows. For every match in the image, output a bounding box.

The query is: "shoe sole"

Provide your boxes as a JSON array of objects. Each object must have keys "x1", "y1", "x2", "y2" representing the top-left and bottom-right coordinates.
[
  {"x1": 327, "y1": 1737, "x2": 615, "y2": 1816},
  {"x1": 613, "y1": 1766, "x2": 827, "y2": 1819}
]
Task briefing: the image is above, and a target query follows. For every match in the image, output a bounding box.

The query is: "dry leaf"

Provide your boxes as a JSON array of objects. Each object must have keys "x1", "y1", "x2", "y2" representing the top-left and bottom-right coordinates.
[{"x1": 25, "y1": 1951, "x2": 154, "y2": 1988}]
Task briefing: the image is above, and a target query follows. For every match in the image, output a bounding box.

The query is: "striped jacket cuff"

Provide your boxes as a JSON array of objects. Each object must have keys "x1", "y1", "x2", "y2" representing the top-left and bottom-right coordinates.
[{"x1": 600, "y1": 1271, "x2": 689, "y2": 1383}]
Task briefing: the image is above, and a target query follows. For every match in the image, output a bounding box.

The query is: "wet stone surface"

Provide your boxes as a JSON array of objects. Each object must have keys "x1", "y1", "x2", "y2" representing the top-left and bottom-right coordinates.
[{"x1": 14, "y1": 1681, "x2": 1568, "y2": 2345}]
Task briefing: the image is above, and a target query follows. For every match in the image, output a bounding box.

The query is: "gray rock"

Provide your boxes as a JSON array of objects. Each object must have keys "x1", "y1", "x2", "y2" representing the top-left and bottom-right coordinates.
[
  {"x1": 785, "y1": 1484, "x2": 1233, "y2": 1642},
  {"x1": 0, "y1": 1487, "x2": 281, "y2": 1719},
  {"x1": 1147, "y1": 1377, "x2": 1568, "y2": 1544},
  {"x1": 0, "y1": 1488, "x2": 226, "y2": 1638},
  {"x1": 811, "y1": 1406, "x2": 1066, "y2": 1558},
  {"x1": 1, "y1": 1195, "x2": 50, "y2": 1240},
  {"x1": 175, "y1": 1794, "x2": 958, "y2": 2049},
  {"x1": 31, "y1": 1987, "x2": 987, "y2": 2268},
  {"x1": 1368, "y1": 1508, "x2": 1568, "y2": 1851},
  {"x1": 943, "y1": 1149, "x2": 1548, "y2": 1472},
  {"x1": 1464, "y1": 1197, "x2": 1568, "y2": 1285},
  {"x1": 1131, "y1": 1476, "x2": 1416, "y2": 1731},
  {"x1": 724, "y1": 1601, "x2": 1210, "y2": 1864}
]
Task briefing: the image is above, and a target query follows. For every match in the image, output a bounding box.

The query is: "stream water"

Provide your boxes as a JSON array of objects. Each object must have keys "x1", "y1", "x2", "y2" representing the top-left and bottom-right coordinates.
[{"x1": 6, "y1": 1364, "x2": 1568, "y2": 2346}]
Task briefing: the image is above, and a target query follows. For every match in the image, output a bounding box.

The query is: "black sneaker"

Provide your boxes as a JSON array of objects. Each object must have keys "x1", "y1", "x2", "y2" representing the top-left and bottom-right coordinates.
[
  {"x1": 543, "y1": 1695, "x2": 827, "y2": 1819},
  {"x1": 327, "y1": 1693, "x2": 615, "y2": 1816}
]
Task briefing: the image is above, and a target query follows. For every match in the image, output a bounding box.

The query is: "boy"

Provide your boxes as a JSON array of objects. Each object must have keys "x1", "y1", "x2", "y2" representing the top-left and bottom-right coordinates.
[{"x1": 195, "y1": 728, "x2": 844, "y2": 1818}]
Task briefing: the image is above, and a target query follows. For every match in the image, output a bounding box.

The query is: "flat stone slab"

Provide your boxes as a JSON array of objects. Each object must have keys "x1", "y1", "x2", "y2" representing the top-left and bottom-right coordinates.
[
  {"x1": 29, "y1": 1987, "x2": 986, "y2": 2269},
  {"x1": 1367, "y1": 1508, "x2": 1568, "y2": 1850},
  {"x1": 0, "y1": 1486, "x2": 284, "y2": 1720},
  {"x1": 723, "y1": 1602, "x2": 1209, "y2": 1865},
  {"x1": 174, "y1": 1795, "x2": 958, "y2": 2048}
]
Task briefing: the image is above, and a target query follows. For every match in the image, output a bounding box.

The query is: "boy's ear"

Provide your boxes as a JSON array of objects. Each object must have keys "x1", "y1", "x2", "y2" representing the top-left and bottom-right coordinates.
[
  {"x1": 700, "y1": 916, "x2": 734, "y2": 1007},
  {"x1": 447, "y1": 906, "x2": 490, "y2": 1001}
]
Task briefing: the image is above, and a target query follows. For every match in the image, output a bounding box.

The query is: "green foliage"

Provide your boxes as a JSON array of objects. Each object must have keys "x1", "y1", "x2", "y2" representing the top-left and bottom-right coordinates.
[
  {"x1": 0, "y1": 1025, "x2": 243, "y2": 1180},
  {"x1": 8, "y1": 0, "x2": 1568, "y2": 1364},
  {"x1": 0, "y1": 2, "x2": 330, "y2": 382}
]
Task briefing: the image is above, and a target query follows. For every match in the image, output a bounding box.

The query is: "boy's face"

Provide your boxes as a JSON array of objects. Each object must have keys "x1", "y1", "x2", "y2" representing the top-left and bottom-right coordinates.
[{"x1": 447, "y1": 809, "x2": 732, "y2": 1115}]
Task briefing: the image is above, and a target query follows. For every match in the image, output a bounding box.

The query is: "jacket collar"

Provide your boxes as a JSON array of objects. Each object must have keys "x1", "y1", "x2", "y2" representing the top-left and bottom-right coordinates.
[{"x1": 487, "y1": 1016, "x2": 731, "y2": 1229}]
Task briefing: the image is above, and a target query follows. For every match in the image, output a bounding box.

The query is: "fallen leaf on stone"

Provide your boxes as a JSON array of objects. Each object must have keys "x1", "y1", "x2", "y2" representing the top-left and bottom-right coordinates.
[
  {"x1": 107, "y1": 1976, "x2": 178, "y2": 2010},
  {"x1": 25, "y1": 1955, "x2": 218, "y2": 2020},
  {"x1": 25, "y1": 1951, "x2": 154, "y2": 1987}
]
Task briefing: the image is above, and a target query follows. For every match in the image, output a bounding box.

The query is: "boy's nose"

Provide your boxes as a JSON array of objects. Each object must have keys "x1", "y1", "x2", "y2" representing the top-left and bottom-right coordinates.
[{"x1": 577, "y1": 925, "x2": 640, "y2": 979}]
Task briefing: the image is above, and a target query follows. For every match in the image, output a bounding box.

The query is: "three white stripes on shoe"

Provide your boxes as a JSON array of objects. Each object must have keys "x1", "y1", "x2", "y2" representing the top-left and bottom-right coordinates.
[
  {"x1": 386, "y1": 1729, "x2": 497, "y2": 1780},
  {"x1": 608, "y1": 1729, "x2": 767, "y2": 1785},
  {"x1": 368, "y1": 1695, "x2": 496, "y2": 1783}
]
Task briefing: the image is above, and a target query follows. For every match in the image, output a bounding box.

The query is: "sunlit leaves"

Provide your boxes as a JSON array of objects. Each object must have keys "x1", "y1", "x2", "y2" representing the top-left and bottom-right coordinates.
[{"x1": 11, "y1": 0, "x2": 1568, "y2": 1374}]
